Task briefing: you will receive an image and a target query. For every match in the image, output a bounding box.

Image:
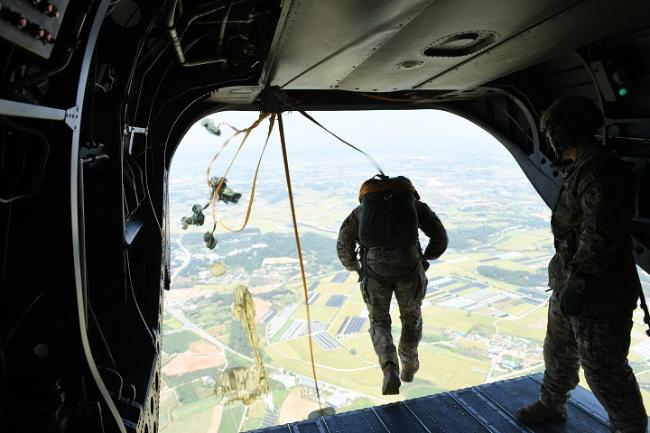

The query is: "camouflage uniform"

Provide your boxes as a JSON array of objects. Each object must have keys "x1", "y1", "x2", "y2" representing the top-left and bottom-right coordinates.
[
  {"x1": 541, "y1": 145, "x2": 647, "y2": 433},
  {"x1": 337, "y1": 202, "x2": 447, "y2": 369}
]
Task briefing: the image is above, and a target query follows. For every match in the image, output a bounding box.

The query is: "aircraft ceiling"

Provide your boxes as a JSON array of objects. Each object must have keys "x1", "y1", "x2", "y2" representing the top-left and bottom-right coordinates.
[{"x1": 261, "y1": 0, "x2": 650, "y2": 92}]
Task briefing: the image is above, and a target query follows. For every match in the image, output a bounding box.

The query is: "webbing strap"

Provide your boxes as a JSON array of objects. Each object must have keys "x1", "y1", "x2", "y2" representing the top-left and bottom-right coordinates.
[
  {"x1": 207, "y1": 113, "x2": 274, "y2": 233},
  {"x1": 278, "y1": 112, "x2": 323, "y2": 408},
  {"x1": 205, "y1": 121, "x2": 244, "y2": 181},
  {"x1": 216, "y1": 114, "x2": 276, "y2": 233},
  {"x1": 298, "y1": 110, "x2": 385, "y2": 176}
]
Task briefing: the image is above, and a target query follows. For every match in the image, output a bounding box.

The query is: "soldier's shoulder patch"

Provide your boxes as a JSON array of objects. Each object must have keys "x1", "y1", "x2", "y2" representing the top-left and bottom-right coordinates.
[
  {"x1": 576, "y1": 171, "x2": 598, "y2": 197},
  {"x1": 581, "y1": 182, "x2": 605, "y2": 209}
]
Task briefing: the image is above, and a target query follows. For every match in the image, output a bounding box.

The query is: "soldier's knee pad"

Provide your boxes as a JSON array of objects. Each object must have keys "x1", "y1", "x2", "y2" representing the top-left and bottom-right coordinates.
[
  {"x1": 400, "y1": 313, "x2": 421, "y2": 327},
  {"x1": 369, "y1": 314, "x2": 391, "y2": 328}
]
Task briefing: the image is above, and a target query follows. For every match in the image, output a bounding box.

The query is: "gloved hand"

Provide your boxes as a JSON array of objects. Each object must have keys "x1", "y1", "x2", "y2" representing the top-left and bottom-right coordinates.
[{"x1": 560, "y1": 286, "x2": 585, "y2": 316}]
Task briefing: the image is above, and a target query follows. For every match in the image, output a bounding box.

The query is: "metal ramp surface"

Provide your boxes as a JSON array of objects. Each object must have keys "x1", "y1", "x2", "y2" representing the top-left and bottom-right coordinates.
[{"x1": 247, "y1": 373, "x2": 631, "y2": 433}]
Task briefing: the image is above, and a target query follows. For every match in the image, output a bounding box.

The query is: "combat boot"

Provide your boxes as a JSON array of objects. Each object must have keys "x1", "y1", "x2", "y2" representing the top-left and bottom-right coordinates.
[
  {"x1": 400, "y1": 359, "x2": 419, "y2": 383},
  {"x1": 382, "y1": 362, "x2": 401, "y2": 395},
  {"x1": 515, "y1": 400, "x2": 567, "y2": 424}
]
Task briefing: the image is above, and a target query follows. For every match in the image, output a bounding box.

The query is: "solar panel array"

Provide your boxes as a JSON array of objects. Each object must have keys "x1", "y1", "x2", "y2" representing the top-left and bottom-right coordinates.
[
  {"x1": 267, "y1": 303, "x2": 299, "y2": 339},
  {"x1": 308, "y1": 292, "x2": 320, "y2": 304},
  {"x1": 259, "y1": 309, "x2": 276, "y2": 324},
  {"x1": 280, "y1": 320, "x2": 329, "y2": 341},
  {"x1": 331, "y1": 272, "x2": 349, "y2": 283},
  {"x1": 326, "y1": 294, "x2": 347, "y2": 307},
  {"x1": 426, "y1": 277, "x2": 457, "y2": 293},
  {"x1": 345, "y1": 317, "x2": 366, "y2": 334},
  {"x1": 313, "y1": 332, "x2": 339, "y2": 351},
  {"x1": 336, "y1": 316, "x2": 366, "y2": 336},
  {"x1": 450, "y1": 283, "x2": 474, "y2": 293},
  {"x1": 336, "y1": 317, "x2": 350, "y2": 335}
]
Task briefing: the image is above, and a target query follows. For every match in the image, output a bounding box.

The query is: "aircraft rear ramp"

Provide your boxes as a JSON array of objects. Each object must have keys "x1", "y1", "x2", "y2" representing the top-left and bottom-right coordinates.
[{"x1": 247, "y1": 373, "x2": 642, "y2": 433}]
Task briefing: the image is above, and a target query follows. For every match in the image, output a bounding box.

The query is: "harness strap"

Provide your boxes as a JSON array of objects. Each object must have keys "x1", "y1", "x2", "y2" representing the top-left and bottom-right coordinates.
[{"x1": 359, "y1": 246, "x2": 424, "y2": 284}]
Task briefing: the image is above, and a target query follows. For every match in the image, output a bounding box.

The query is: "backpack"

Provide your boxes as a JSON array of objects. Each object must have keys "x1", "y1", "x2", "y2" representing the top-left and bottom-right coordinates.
[{"x1": 358, "y1": 176, "x2": 419, "y2": 249}]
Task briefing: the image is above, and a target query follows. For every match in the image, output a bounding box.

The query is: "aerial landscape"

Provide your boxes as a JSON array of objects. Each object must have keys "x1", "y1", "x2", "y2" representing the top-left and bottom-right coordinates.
[{"x1": 159, "y1": 110, "x2": 650, "y2": 433}]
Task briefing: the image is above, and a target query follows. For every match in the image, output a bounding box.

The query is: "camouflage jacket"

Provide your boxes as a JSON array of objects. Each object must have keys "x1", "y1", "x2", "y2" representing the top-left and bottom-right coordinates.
[
  {"x1": 549, "y1": 144, "x2": 640, "y2": 306},
  {"x1": 337, "y1": 201, "x2": 448, "y2": 274}
]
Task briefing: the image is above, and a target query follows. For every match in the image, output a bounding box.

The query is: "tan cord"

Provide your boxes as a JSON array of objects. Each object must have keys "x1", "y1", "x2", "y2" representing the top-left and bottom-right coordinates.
[
  {"x1": 278, "y1": 112, "x2": 323, "y2": 409},
  {"x1": 217, "y1": 114, "x2": 276, "y2": 233},
  {"x1": 205, "y1": 121, "x2": 244, "y2": 182},
  {"x1": 297, "y1": 110, "x2": 385, "y2": 176},
  {"x1": 206, "y1": 113, "x2": 274, "y2": 233}
]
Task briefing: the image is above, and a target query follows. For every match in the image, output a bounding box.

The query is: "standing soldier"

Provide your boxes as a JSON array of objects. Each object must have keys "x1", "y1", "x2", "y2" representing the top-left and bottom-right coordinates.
[
  {"x1": 516, "y1": 96, "x2": 647, "y2": 433},
  {"x1": 337, "y1": 175, "x2": 447, "y2": 395}
]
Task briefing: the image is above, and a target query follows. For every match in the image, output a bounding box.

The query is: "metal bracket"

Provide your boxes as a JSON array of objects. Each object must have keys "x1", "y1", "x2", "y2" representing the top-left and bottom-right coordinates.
[
  {"x1": 0, "y1": 98, "x2": 66, "y2": 121},
  {"x1": 123, "y1": 125, "x2": 148, "y2": 155},
  {"x1": 65, "y1": 106, "x2": 80, "y2": 131},
  {"x1": 0, "y1": 99, "x2": 81, "y2": 132}
]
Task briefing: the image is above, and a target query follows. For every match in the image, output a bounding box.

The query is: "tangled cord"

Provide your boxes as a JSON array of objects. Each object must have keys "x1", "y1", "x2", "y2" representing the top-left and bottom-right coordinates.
[{"x1": 203, "y1": 110, "x2": 388, "y2": 411}]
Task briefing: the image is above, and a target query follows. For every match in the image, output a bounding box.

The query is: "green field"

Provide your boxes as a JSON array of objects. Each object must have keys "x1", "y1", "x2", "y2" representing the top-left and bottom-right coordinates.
[
  {"x1": 163, "y1": 330, "x2": 201, "y2": 354},
  {"x1": 497, "y1": 229, "x2": 552, "y2": 253},
  {"x1": 497, "y1": 306, "x2": 547, "y2": 342},
  {"x1": 162, "y1": 398, "x2": 221, "y2": 433},
  {"x1": 218, "y1": 405, "x2": 246, "y2": 433},
  {"x1": 163, "y1": 313, "x2": 183, "y2": 332},
  {"x1": 422, "y1": 306, "x2": 496, "y2": 334}
]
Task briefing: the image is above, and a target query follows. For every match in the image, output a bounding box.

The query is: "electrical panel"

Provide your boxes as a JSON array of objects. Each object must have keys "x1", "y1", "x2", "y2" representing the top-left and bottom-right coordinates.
[{"x1": 0, "y1": 0, "x2": 69, "y2": 59}]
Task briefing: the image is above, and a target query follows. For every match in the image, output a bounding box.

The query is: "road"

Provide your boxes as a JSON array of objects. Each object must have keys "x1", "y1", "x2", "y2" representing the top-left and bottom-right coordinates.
[
  {"x1": 166, "y1": 305, "x2": 250, "y2": 370},
  {"x1": 170, "y1": 238, "x2": 192, "y2": 284}
]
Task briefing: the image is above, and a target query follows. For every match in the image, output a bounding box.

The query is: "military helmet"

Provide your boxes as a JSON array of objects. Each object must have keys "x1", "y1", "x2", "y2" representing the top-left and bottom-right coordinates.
[{"x1": 540, "y1": 96, "x2": 604, "y2": 142}]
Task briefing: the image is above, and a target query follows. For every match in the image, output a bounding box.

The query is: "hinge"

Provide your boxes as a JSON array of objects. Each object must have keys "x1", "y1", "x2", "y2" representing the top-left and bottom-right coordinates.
[{"x1": 65, "y1": 106, "x2": 80, "y2": 131}]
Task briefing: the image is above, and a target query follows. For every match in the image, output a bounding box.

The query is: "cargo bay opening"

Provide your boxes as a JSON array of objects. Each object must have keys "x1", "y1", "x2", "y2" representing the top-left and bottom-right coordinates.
[{"x1": 160, "y1": 109, "x2": 650, "y2": 432}]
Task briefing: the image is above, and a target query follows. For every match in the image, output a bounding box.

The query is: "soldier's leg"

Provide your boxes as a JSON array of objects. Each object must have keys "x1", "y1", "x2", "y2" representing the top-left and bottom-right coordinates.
[
  {"x1": 576, "y1": 307, "x2": 647, "y2": 433},
  {"x1": 361, "y1": 277, "x2": 398, "y2": 368},
  {"x1": 394, "y1": 269, "x2": 427, "y2": 371},
  {"x1": 518, "y1": 293, "x2": 578, "y2": 423},
  {"x1": 540, "y1": 292, "x2": 581, "y2": 410}
]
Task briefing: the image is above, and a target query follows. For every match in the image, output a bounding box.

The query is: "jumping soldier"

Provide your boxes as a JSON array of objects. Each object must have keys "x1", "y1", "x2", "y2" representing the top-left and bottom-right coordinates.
[
  {"x1": 337, "y1": 175, "x2": 448, "y2": 395},
  {"x1": 516, "y1": 96, "x2": 647, "y2": 433}
]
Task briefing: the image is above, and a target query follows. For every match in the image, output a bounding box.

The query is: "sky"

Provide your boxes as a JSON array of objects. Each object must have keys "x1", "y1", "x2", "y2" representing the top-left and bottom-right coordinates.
[{"x1": 170, "y1": 110, "x2": 513, "y2": 175}]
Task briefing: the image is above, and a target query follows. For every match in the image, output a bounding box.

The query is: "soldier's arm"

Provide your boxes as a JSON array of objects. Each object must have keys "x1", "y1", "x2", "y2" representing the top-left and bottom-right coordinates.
[
  {"x1": 566, "y1": 173, "x2": 630, "y2": 293},
  {"x1": 417, "y1": 201, "x2": 448, "y2": 260},
  {"x1": 337, "y1": 207, "x2": 361, "y2": 272}
]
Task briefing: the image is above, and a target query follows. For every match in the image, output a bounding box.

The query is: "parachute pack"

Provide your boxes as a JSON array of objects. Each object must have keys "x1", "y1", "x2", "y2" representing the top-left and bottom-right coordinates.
[{"x1": 358, "y1": 175, "x2": 419, "y2": 249}]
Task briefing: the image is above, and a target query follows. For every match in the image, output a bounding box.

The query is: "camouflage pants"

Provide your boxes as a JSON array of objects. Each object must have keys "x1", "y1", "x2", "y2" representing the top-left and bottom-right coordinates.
[
  {"x1": 360, "y1": 268, "x2": 427, "y2": 369},
  {"x1": 540, "y1": 291, "x2": 647, "y2": 433}
]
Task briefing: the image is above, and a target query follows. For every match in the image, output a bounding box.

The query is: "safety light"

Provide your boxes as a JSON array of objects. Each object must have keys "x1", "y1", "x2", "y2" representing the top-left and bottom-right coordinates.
[{"x1": 618, "y1": 87, "x2": 629, "y2": 97}]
